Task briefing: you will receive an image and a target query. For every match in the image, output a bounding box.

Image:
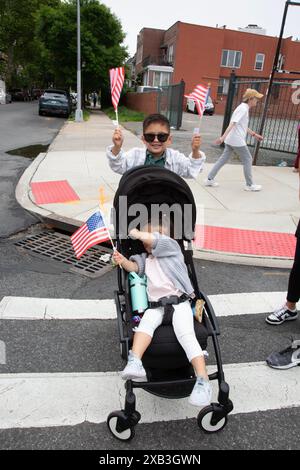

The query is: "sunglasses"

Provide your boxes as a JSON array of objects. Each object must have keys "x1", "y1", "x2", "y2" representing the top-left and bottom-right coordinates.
[{"x1": 143, "y1": 133, "x2": 170, "y2": 143}]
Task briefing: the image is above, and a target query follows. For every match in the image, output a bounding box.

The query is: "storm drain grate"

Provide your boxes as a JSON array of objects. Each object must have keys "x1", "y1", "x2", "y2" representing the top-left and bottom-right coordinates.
[{"x1": 14, "y1": 231, "x2": 114, "y2": 278}]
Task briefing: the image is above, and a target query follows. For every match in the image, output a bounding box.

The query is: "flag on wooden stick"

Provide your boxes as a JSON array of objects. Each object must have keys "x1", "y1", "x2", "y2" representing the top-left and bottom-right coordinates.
[
  {"x1": 71, "y1": 211, "x2": 110, "y2": 259},
  {"x1": 185, "y1": 84, "x2": 209, "y2": 118},
  {"x1": 109, "y1": 67, "x2": 125, "y2": 124}
]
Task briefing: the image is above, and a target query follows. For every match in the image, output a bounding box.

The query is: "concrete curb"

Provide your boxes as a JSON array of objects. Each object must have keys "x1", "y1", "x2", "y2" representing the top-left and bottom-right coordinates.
[
  {"x1": 193, "y1": 248, "x2": 293, "y2": 269},
  {"x1": 14, "y1": 113, "x2": 297, "y2": 268}
]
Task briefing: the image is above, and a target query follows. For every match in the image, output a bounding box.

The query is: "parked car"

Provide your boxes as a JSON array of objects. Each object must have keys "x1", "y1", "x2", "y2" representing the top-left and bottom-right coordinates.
[
  {"x1": 9, "y1": 88, "x2": 27, "y2": 101},
  {"x1": 31, "y1": 88, "x2": 44, "y2": 100},
  {"x1": 186, "y1": 95, "x2": 215, "y2": 115},
  {"x1": 0, "y1": 89, "x2": 11, "y2": 104},
  {"x1": 136, "y1": 85, "x2": 162, "y2": 93},
  {"x1": 39, "y1": 89, "x2": 72, "y2": 118}
]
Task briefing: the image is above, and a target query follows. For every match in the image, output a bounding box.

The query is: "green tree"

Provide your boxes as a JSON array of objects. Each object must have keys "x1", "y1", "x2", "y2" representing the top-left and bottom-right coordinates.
[
  {"x1": 36, "y1": 0, "x2": 128, "y2": 101},
  {"x1": 0, "y1": 0, "x2": 59, "y2": 87}
]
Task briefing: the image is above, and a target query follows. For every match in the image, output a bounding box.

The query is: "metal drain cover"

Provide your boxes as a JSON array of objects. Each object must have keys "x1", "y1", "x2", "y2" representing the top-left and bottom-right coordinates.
[{"x1": 14, "y1": 231, "x2": 113, "y2": 278}]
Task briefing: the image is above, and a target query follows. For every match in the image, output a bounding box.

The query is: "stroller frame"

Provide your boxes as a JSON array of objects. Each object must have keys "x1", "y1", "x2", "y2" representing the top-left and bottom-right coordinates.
[
  {"x1": 107, "y1": 243, "x2": 233, "y2": 441},
  {"x1": 107, "y1": 166, "x2": 233, "y2": 441}
]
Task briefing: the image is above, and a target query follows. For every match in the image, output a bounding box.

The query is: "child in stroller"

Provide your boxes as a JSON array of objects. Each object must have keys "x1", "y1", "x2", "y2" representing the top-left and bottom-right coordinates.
[
  {"x1": 113, "y1": 224, "x2": 212, "y2": 407},
  {"x1": 107, "y1": 165, "x2": 233, "y2": 441}
]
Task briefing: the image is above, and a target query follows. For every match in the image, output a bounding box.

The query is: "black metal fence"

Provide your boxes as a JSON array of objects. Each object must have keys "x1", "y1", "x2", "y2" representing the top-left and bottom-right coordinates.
[
  {"x1": 157, "y1": 80, "x2": 185, "y2": 130},
  {"x1": 222, "y1": 73, "x2": 300, "y2": 154}
]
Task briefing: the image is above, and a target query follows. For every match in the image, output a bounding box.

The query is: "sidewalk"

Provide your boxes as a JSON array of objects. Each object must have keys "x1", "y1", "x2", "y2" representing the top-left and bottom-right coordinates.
[{"x1": 16, "y1": 110, "x2": 299, "y2": 268}]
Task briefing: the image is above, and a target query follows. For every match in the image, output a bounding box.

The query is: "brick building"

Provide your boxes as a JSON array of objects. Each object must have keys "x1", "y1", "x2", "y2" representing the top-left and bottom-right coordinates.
[{"x1": 134, "y1": 21, "x2": 300, "y2": 114}]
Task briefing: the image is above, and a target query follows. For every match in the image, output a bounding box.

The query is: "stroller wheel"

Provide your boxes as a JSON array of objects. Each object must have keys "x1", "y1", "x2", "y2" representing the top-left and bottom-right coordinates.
[
  {"x1": 197, "y1": 405, "x2": 228, "y2": 433},
  {"x1": 107, "y1": 411, "x2": 135, "y2": 441}
]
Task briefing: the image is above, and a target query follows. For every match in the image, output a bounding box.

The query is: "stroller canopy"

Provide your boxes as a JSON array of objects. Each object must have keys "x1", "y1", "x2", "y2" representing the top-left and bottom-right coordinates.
[{"x1": 113, "y1": 166, "x2": 197, "y2": 241}]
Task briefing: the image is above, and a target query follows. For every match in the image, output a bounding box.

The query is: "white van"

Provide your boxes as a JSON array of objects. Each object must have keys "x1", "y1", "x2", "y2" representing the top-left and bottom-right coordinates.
[{"x1": 136, "y1": 86, "x2": 162, "y2": 93}]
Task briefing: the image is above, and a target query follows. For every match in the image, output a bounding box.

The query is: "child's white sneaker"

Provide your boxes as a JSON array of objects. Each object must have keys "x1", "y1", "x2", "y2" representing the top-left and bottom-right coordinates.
[
  {"x1": 121, "y1": 351, "x2": 147, "y2": 382},
  {"x1": 189, "y1": 377, "x2": 212, "y2": 407}
]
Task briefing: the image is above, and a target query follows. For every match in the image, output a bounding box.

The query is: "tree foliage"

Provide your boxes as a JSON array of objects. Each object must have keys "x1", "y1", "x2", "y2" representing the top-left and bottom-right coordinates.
[
  {"x1": 0, "y1": 0, "x2": 128, "y2": 96},
  {"x1": 0, "y1": 0, "x2": 59, "y2": 86}
]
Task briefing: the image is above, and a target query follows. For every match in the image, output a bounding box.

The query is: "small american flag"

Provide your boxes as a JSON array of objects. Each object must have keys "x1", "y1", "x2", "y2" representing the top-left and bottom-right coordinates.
[
  {"x1": 71, "y1": 211, "x2": 110, "y2": 259},
  {"x1": 110, "y1": 66, "x2": 125, "y2": 110},
  {"x1": 185, "y1": 84, "x2": 209, "y2": 118}
]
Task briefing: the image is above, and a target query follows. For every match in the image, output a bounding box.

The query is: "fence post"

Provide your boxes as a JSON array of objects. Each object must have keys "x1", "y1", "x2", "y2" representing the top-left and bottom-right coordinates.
[
  {"x1": 176, "y1": 79, "x2": 185, "y2": 130},
  {"x1": 221, "y1": 71, "x2": 236, "y2": 140},
  {"x1": 253, "y1": 0, "x2": 291, "y2": 165}
]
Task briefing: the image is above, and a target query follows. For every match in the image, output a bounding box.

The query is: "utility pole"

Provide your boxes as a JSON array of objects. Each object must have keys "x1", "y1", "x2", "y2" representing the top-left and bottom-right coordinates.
[
  {"x1": 75, "y1": 0, "x2": 83, "y2": 122},
  {"x1": 253, "y1": 1, "x2": 299, "y2": 164}
]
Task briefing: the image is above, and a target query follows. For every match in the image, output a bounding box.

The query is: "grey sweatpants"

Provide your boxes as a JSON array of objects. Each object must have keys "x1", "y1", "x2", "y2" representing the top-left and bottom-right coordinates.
[{"x1": 208, "y1": 144, "x2": 253, "y2": 186}]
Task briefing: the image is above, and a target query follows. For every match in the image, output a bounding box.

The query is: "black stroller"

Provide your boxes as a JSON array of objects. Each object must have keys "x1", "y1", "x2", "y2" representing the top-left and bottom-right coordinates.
[{"x1": 107, "y1": 166, "x2": 233, "y2": 441}]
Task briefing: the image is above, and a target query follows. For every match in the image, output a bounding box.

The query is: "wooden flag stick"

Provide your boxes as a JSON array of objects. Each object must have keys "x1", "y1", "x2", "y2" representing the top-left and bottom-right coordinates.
[{"x1": 98, "y1": 187, "x2": 116, "y2": 252}]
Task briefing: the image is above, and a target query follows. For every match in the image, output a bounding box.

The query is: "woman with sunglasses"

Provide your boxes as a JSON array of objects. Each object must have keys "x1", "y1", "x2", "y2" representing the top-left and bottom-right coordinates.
[{"x1": 106, "y1": 113, "x2": 206, "y2": 179}]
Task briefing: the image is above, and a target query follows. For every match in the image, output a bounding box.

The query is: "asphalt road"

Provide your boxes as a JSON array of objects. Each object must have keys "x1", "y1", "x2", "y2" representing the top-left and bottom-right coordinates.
[
  {"x1": 0, "y1": 103, "x2": 298, "y2": 451},
  {"x1": 0, "y1": 236, "x2": 298, "y2": 450},
  {"x1": 0, "y1": 101, "x2": 65, "y2": 238}
]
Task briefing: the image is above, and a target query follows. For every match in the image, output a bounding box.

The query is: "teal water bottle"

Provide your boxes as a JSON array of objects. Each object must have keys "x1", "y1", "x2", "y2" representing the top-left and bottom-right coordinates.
[{"x1": 129, "y1": 272, "x2": 148, "y2": 314}]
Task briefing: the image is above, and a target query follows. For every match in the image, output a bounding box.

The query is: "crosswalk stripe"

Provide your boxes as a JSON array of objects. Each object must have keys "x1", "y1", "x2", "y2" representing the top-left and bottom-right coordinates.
[
  {"x1": 0, "y1": 297, "x2": 116, "y2": 320},
  {"x1": 0, "y1": 292, "x2": 297, "y2": 320},
  {"x1": 0, "y1": 362, "x2": 299, "y2": 429}
]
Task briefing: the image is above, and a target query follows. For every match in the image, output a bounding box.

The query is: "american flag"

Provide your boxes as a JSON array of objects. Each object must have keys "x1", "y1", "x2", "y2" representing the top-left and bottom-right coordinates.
[
  {"x1": 110, "y1": 67, "x2": 125, "y2": 110},
  {"x1": 185, "y1": 84, "x2": 209, "y2": 117},
  {"x1": 71, "y1": 211, "x2": 110, "y2": 259}
]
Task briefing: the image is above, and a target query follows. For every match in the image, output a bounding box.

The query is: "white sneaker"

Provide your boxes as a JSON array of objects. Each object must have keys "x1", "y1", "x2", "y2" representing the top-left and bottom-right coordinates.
[
  {"x1": 121, "y1": 352, "x2": 147, "y2": 382},
  {"x1": 189, "y1": 377, "x2": 212, "y2": 407},
  {"x1": 244, "y1": 184, "x2": 262, "y2": 192},
  {"x1": 204, "y1": 179, "x2": 219, "y2": 187}
]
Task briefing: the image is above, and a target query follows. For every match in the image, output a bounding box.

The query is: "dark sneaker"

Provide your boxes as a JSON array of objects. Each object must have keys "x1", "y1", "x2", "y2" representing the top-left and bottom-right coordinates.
[
  {"x1": 266, "y1": 339, "x2": 300, "y2": 369},
  {"x1": 265, "y1": 304, "x2": 298, "y2": 325}
]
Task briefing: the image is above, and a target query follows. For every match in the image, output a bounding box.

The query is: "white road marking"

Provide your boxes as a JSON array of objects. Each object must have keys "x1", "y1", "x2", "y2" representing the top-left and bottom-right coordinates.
[
  {"x1": 0, "y1": 362, "x2": 299, "y2": 429},
  {"x1": 0, "y1": 297, "x2": 116, "y2": 320},
  {"x1": 0, "y1": 292, "x2": 297, "y2": 320}
]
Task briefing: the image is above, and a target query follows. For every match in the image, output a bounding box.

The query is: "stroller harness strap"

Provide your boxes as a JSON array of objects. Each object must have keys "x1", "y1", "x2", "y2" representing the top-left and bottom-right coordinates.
[{"x1": 148, "y1": 294, "x2": 191, "y2": 325}]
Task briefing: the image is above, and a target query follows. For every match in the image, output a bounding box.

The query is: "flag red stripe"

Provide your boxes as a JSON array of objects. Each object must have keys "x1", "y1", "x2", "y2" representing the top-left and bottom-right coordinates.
[
  {"x1": 72, "y1": 228, "x2": 109, "y2": 250},
  {"x1": 72, "y1": 228, "x2": 109, "y2": 253},
  {"x1": 71, "y1": 225, "x2": 88, "y2": 243},
  {"x1": 75, "y1": 238, "x2": 109, "y2": 259},
  {"x1": 74, "y1": 233, "x2": 110, "y2": 259},
  {"x1": 110, "y1": 66, "x2": 125, "y2": 110},
  {"x1": 73, "y1": 235, "x2": 110, "y2": 259},
  {"x1": 185, "y1": 83, "x2": 209, "y2": 118}
]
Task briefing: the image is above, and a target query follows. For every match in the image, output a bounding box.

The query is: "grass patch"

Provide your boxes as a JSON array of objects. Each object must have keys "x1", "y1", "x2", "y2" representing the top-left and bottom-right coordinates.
[
  {"x1": 102, "y1": 106, "x2": 145, "y2": 122},
  {"x1": 68, "y1": 109, "x2": 90, "y2": 121}
]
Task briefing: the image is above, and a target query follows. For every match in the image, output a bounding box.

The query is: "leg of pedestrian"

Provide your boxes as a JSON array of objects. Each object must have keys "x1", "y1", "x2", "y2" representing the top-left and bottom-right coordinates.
[
  {"x1": 234, "y1": 145, "x2": 262, "y2": 191},
  {"x1": 205, "y1": 144, "x2": 233, "y2": 186},
  {"x1": 266, "y1": 235, "x2": 300, "y2": 325}
]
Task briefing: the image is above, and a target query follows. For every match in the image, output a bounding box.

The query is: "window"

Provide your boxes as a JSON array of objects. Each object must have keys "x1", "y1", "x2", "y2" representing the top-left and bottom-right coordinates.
[
  {"x1": 221, "y1": 49, "x2": 242, "y2": 68},
  {"x1": 136, "y1": 45, "x2": 143, "y2": 65},
  {"x1": 153, "y1": 71, "x2": 171, "y2": 87},
  {"x1": 168, "y1": 45, "x2": 174, "y2": 63},
  {"x1": 255, "y1": 53, "x2": 265, "y2": 71},
  {"x1": 217, "y1": 78, "x2": 229, "y2": 95}
]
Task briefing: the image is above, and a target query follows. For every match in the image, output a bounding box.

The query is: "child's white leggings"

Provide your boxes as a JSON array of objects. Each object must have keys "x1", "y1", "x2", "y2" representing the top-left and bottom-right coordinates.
[{"x1": 136, "y1": 300, "x2": 203, "y2": 362}]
